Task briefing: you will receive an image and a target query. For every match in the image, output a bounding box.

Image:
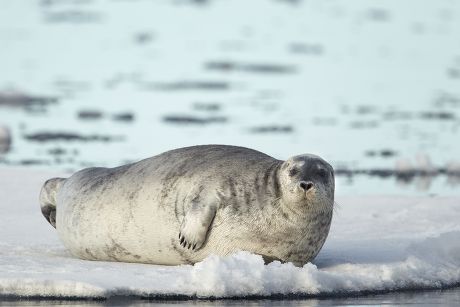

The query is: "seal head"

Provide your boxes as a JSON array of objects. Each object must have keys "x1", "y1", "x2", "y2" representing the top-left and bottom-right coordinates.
[
  {"x1": 279, "y1": 154, "x2": 335, "y2": 214},
  {"x1": 253, "y1": 153, "x2": 334, "y2": 265}
]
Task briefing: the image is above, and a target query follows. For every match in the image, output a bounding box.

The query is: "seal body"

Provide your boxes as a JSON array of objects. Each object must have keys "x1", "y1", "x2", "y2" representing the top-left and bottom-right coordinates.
[{"x1": 40, "y1": 145, "x2": 335, "y2": 266}]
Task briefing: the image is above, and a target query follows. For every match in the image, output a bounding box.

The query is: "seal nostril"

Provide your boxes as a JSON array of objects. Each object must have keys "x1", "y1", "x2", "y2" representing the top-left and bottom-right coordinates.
[{"x1": 299, "y1": 181, "x2": 314, "y2": 191}]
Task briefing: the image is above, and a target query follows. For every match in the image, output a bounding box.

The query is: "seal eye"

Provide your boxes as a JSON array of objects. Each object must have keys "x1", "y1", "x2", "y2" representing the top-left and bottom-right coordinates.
[
  {"x1": 289, "y1": 168, "x2": 299, "y2": 177},
  {"x1": 318, "y1": 168, "x2": 327, "y2": 178}
]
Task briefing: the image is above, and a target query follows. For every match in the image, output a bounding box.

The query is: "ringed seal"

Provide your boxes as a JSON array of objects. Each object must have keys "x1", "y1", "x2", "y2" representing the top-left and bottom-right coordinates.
[{"x1": 39, "y1": 145, "x2": 335, "y2": 266}]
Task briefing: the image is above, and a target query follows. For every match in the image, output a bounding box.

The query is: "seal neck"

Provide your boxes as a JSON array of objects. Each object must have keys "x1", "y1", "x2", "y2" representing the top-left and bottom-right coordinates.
[{"x1": 267, "y1": 160, "x2": 283, "y2": 200}]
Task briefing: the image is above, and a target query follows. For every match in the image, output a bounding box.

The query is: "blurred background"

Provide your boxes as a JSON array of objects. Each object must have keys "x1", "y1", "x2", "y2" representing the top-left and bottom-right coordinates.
[{"x1": 0, "y1": 0, "x2": 459, "y2": 196}]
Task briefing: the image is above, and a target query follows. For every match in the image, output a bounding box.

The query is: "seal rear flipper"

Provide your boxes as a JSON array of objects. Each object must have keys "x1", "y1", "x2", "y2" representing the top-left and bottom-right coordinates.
[
  {"x1": 39, "y1": 177, "x2": 66, "y2": 228},
  {"x1": 179, "y1": 200, "x2": 218, "y2": 251}
]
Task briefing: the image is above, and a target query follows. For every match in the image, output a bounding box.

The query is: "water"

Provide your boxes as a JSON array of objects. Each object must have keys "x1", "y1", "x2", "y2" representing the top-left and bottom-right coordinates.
[
  {"x1": 1, "y1": 0, "x2": 460, "y2": 195},
  {"x1": 2, "y1": 287, "x2": 460, "y2": 306}
]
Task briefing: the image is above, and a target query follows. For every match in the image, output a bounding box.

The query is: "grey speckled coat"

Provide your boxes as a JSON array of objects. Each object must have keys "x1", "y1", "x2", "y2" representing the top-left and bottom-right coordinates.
[{"x1": 39, "y1": 145, "x2": 335, "y2": 266}]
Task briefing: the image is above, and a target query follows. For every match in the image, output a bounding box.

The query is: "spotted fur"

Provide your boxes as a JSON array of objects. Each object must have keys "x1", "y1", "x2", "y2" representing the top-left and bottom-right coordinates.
[{"x1": 39, "y1": 145, "x2": 334, "y2": 266}]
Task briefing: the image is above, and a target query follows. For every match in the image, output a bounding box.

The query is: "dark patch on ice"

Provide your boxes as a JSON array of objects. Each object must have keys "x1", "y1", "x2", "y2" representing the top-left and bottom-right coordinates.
[
  {"x1": 18, "y1": 159, "x2": 50, "y2": 166},
  {"x1": 433, "y1": 92, "x2": 460, "y2": 107},
  {"x1": 0, "y1": 126, "x2": 11, "y2": 154},
  {"x1": 447, "y1": 67, "x2": 460, "y2": 79},
  {"x1": 77, "y1": 110, "x2": 103, "y2": 120},
  {"x1": 205, "y1": 61, "x2": 297, "y2": 74},
  {"x1": 420, "y1": 111, "x2": 455, "y2": 121},
  {"x1": 355, "y1": 105, "x2": 377, "y2": 115},
  {"x1": 383, "y1": 111, "x2": 413, "y2": 120},
  {"x1": 174, "y1": 0, "x2": 210, "y2": 6},
  {"x1": 193, "y1": 102, "x2": 221, "y2": 112},
  {"x1": 365, "y1": 149, "x2": 398, "y2": 158},
  {"x1": 40, "y1": 0, "x2": 96, "y2": 8},
  {"x1": 447, "y1": 57, "x2": 460, "y2": 79},
  {"x1": 411, "y1": 22, "x2": 426, "y2": 35},
  {"x1": 289, "y1": 43, "x2": 324, "y2": 55},
  {"x1": 274, "y1": 0, "x2": 302, "y2": 5},
  {"x1": 43, "y1": 10, "x2": 103, "y2": 23},
  {"x1": 134, "y1": 32, "x2": 154, "y2": 45},
  {"x1": 366, "y1": 8, "x2": 391, "y2": 22},
  {"x1": 163, "y1": 115, "x2": 227, "y2": 125},
  {"x1": 349, "y1": 121, "x2": 378, "y2": 129},
  {"x1": 143, "y1": 81, "x2": 230, "y2": 91},
  {"x1": 24, "y1": 132, "x2": 123, "y2": 142},
  {"x1": 335, "y1": 167, "x2": 460, "y2": 189},
  {"x1": 112, "y1": 112, "x2": 135, "y2": 122},
  {"x1": 249, "y1": 126, "x2": 293, "y2": 133},
  {"x1": 0, "y1": 92, "x2": 58, "y2": 108},
  {"x1": 335, "y1": 168, "x2": 405, "y2": 179},
  {"x1": 312, "y1": 118, "x2": 337, "y2": 126},
  {"x1": 48, "y1": 148, "x2": 67, "y2": 156}
]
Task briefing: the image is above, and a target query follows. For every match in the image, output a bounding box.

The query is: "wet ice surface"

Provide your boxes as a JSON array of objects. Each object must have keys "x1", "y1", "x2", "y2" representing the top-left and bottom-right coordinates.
[
  {"x1": 1, "y1": 288, "x2": 460, "y2": 306},
  {"x1": 2, "y1": 289, "x2": 460, "y2": 306},
  {"x1": 1, "y1": 168, "x2": 460, "y2": 300},
  {"x1": 1, "y1": 0, "x2": 460, "y2": 195}
]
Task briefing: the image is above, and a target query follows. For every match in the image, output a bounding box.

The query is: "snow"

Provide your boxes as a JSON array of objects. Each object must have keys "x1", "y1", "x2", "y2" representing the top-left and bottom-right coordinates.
[{"x1": 0, "y1": 168, "x2": 459, "y2": 299}]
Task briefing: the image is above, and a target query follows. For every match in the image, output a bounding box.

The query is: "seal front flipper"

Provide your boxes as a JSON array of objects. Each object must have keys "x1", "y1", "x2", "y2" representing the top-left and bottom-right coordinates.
[{"x1": 179, "y1": 198, "x2": 218, "y2": 251}]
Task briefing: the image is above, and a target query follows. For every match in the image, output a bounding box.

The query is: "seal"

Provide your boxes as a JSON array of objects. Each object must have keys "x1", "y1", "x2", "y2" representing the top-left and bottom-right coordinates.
[{"x1": 39, "y1": 145, "x2": 335, "y2": 266}]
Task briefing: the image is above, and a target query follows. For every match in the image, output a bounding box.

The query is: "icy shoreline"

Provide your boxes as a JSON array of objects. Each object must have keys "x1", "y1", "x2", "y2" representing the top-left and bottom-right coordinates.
[{"x1": 1, "y1": 168, "x2": 460, "y2": 299}]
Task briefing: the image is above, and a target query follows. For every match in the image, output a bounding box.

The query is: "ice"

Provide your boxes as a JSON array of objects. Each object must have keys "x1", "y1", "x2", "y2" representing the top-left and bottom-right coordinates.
[{"x1": 0, "y1": 168, "x2": 459, "y2": 299}]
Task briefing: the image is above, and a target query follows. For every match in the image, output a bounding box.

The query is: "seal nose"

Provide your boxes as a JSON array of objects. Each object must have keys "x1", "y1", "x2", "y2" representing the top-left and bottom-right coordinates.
[{"x1": 299, "y1": 181, "x2": 314, "y2": 192}]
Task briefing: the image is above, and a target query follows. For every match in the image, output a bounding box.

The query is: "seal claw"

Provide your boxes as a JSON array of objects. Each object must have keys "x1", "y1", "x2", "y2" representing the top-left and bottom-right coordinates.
[{"x1": 179, "y1": 200, "x2": 218, "y2": 251}]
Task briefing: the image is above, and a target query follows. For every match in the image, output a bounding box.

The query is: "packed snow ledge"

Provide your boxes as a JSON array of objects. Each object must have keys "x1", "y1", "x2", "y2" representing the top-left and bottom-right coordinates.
[{"x1": 1, "y1": 168, "x2": 459, "y2": 299}]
